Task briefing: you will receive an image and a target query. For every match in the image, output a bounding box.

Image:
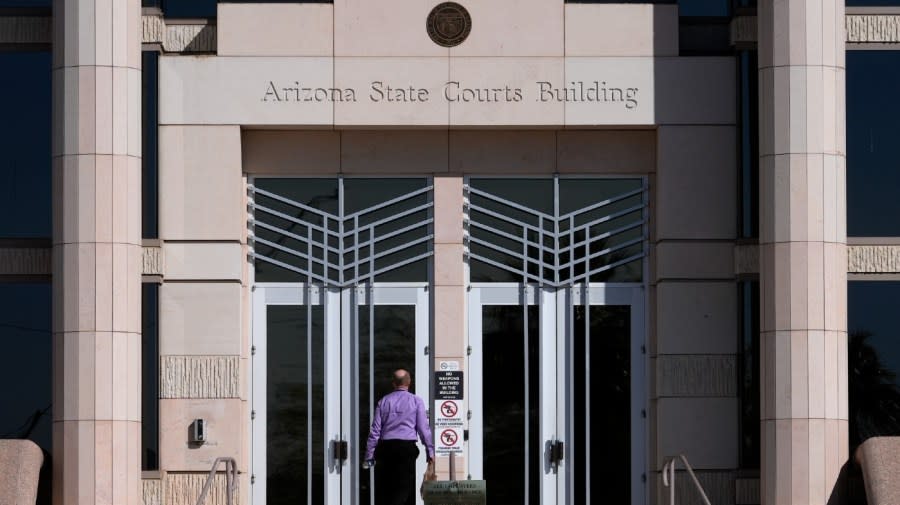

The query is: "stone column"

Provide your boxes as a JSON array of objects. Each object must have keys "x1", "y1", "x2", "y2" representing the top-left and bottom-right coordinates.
[
  {"x1": 432, "y1": 175, "x2": 466, "y2": 480},
  {"x1": 52, "y1": 1, "x2": 143, "y2": 504},
  {"x1": 758, "y1": 1, "x2": 848, "y2": 504}
]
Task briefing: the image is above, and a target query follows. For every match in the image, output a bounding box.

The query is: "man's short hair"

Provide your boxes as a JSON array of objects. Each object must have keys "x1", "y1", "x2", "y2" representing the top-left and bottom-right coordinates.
[{"x1": 392, "y1": 369, "x2": 411, "y2": 387}]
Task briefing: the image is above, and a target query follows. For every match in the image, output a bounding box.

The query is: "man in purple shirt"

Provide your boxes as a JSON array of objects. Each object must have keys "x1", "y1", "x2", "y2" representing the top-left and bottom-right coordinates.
[{"x1": 365, "y1": 369, "x2": 434, "y2": 505}]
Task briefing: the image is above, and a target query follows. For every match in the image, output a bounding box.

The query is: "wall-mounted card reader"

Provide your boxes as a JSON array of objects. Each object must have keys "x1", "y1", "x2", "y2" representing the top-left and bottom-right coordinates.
[{"x1": 190, "y1": 419, "x2": 206, "y2": 444}]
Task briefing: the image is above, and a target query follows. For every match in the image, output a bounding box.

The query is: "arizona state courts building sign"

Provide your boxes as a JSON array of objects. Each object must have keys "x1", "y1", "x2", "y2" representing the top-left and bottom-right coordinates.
[{"x1": 41, "y1": 1, "x2": 850, "y2": 505}]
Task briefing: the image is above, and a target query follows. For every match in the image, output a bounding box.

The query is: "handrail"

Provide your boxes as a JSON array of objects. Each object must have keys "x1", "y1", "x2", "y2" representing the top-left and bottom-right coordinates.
[
  {"x1": 661, "y1": 454, "x2": 712, "y2": 505},
  {"x1": 195, "y1": 457, "x2": 238, "y2": 505}
]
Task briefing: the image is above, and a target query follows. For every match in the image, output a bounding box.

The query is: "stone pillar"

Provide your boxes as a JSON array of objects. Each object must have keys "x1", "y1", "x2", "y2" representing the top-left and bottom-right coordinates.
[
  {"x1": 758, "y1": 1, "x2": 848, "y2": 504},
  {"x1": 432, "y1": 175, "x2": 466, "y2": 480},
  {"x1": 52, "y1": 0, "x2": 143, "y2": 504}
]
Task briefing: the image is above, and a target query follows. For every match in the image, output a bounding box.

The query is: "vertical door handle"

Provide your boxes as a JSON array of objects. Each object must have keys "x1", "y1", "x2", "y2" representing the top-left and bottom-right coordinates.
[
  {"x1": 549, "y1": 440, "x2": 564, "y2": 466},
  {"x1": 333, "y1": 440, "x2": 349, "y2": 463}
]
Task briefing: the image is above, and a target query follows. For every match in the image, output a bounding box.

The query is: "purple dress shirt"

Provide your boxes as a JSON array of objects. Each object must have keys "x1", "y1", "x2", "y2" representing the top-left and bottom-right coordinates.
[{"x1": 365, "y1": 388, "x2": 434, "y2": 461}]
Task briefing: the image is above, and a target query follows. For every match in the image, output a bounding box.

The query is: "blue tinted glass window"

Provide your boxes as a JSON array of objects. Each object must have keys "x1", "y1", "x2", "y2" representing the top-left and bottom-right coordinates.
[
  {"x1": 0, "y1": 52, "x2": 51, "y2": 238},
  {"x1": 0, "y1": 283, "x2": 52, "y2": 504},
  {"x1": 143, "y1": 52, "x2": 159, "y2": 239},
  {"x1": 847, "y1": 0, "x2": 900, "y2": 5},
  {"x1": 162, "y1": 0, "x2": 216, "y2": 18},
  {"x1": 0, "y1": 1, "x2": 51, "y2": 6},
  {"x1": 678, "y1": 0, "x2": 730, "y2": 16},
  {"x1": 847, "y1": 51, "x2": 900, "y2": 237},
  {"x1": 142, "y1": 283, "x2": 159, "y2": 471},
  {"x1": 848, "y1": 282, "x2": 900, "y2": 448}
]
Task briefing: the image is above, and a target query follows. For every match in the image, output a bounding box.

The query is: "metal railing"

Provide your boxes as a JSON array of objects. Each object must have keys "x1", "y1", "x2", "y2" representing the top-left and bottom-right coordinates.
[
  {"x1": 248, "y1": 180, "x2": 434, "y2": 286},
  {"x1": 662, "y1": 454, "x2": 712, "y2": 505},
  {"x1": 195, "y1": 457, "x2": 238, "y2": 505},
  {"x1": 465, "y1": 177, "x2": 648, "y2": 286}
]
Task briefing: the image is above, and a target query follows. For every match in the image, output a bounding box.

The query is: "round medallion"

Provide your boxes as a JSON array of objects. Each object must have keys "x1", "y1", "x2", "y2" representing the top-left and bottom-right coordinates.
[{"x1": 426, "y1": 2, "x2": 471, "y2": 48}]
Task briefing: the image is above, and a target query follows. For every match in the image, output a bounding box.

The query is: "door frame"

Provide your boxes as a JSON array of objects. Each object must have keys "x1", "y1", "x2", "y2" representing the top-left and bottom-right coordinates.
[
  {"x1": 467, "y1": 282, "x2": 647, "y2": 505},
  {"x1": 251, "y1": 282, "x2": 430, "y2": 505}
]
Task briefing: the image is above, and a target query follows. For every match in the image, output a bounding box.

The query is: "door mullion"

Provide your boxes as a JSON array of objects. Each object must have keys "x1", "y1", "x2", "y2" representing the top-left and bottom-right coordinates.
[
  {"x1": 324, "y1": 287, "x2": 343, "y2": 504},
  {"x1": 539, "y1": 287, "x2": 558, "y2": 505}
]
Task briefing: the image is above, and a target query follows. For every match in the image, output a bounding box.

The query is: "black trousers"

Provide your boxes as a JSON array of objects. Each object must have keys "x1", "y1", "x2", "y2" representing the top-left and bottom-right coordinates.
[{"x1": 374, "y1": 439, "x2": 419, "y2": 505}]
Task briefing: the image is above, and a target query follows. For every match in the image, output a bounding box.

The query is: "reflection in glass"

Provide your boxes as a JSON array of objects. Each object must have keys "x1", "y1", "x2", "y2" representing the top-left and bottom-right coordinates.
[
  {"x1": 848, "y1": 282, "x2": 900, "y2": 450},
  {"x1": 253, "y1": 178, "x2": 429, "y2": 283},
  {"x1": 142, "y1": 284, "x2": 159, "y2": 471},
  {"x1": 482, "y1": 306, "x2": 540, "y2": 505},
  {"x1": 359, "y1": 305, "x2": 417, "y2": 505},
  {"x1": 468, "y1": 178, "x2": 643, "y2": 284},
  {"x1": 142, "y1": 51, "x2": 159, "y2": 239},
  {"x1": 739, "y1": 281, "x2": 760, "y2": 469},
  {"x1": 0, "y1": 52, "x2": 51, "y2": 238},
  {"x1": 847, "y1": 52, "x2": 900, "y2": 237},
  {"x1": 266, "y1": 305, "x2": 325, "y2": 505},
  {"x1": 0, "y1": 283, "x2": 52, "y2": 505},
  {"x1": 574, "y1": 306, "x2": 631, "y2": 504}
]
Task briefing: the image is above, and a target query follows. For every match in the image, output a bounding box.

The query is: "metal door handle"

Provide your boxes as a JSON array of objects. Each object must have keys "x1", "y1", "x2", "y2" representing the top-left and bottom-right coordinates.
[
  {"x1": 333, "y1": 440, "x2": 349, "y2": 463},
  {"x1": 549, "y1": 440, "x2": 564, "y2": 466}
]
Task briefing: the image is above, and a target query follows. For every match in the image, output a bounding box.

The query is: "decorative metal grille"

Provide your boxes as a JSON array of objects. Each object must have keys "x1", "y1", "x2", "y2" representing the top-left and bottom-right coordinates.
[
  {"x1": 465, "y1": 177, "x2": 647, "y2": 286},
  {"x1": 249, "y1": 179, "x2": 433, "y2": 286}
]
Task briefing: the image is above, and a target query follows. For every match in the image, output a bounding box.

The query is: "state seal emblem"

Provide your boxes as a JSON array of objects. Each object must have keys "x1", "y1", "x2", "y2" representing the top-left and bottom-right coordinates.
[{"x1": 427, "y1": 2, "x2": 471, "y2": 48}]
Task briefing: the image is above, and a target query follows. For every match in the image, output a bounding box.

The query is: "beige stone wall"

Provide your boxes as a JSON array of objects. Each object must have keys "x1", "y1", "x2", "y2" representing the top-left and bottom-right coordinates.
[
  {"x1": 652, "y1": 68, "x2": 739, "y2": 502},
  {"x1": 154, "y1": 123, "x2": 250, "y2": 505}
]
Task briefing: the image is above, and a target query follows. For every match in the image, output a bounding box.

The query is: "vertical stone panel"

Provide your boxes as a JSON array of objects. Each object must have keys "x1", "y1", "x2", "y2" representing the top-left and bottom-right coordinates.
[
  {"x1": 52, "y1": 0, "x2": 142, "y2": 504},
  {"x1": 758, "y1": 1, "x2": 847, "y2": 504}
]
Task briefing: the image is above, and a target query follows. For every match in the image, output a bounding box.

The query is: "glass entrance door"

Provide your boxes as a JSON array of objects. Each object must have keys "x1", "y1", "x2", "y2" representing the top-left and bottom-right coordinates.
[
  {"x1": 251, "y1": 284, "x2": 429, "y2": 505},
  {"x1": 467, "y1": 285, "x2": 646, "y2": 505}
]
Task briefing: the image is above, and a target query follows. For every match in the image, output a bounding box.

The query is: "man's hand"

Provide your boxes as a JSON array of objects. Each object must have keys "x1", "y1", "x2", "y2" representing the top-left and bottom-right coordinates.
[{"x1": 363, "y1": 459, "x2": 375, "y2": 469}]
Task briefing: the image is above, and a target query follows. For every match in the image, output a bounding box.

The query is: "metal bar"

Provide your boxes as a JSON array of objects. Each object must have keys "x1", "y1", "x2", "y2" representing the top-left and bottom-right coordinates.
[
  {"x1": 366, "y1": 234, "x2": 434, "y2": 262},
  {"x1": 370, "y1": 251, "x2": 434, "y2": 279},
  {"x1": 467, "y1": 252, "x2": 545, "y2": 285},
  {"x1": 355, "y1": 201, "x2": 433, "y2": 232},
  {"x1": 467, "y1": 203, "x2": 547, "y2": 236},
  {"x1": 368, "y1": 282, "x2": 375, "y2": 505},
  {"x1": 253, "y1": 236, "x2": 329, "y2": 267},
  {"x1": 555, "y1": 236, "x2": 646, "y2": 271},
  {"x1": 553, "y1": 176, "x2": 560, "y2": 285},
  {"x1": 568, "y1": 252, "x2": 646, "y2": 285},
  {"x1": 251, "y1": 186, "x2": 336, "y2": 219},
  {"x1": 466, "y1": 185, "x2": 555, "y2": 220},
  {"x1": 554, "y1": 220, "x2": 645, "y2": 256},
  {"x1": 523, "y1": 283, "x2": 530, "y2": 505},
  {"x1": 338, "y1": 177, "x2": 345, "y2": 285},
  {"x1": 250, "y1": 203, "x2": 333, "y2": 237},
  {"x1": 467, "y1": 218, "x2": 533, "y2": 246},
  {"x1": 556, "y1": 186, "x2": 645, "y2": 220},
  {"x1": 252, "y1": 254, "x2": 330, "y2": 284},
  {"x1": 569, "y1": 215, "x2": 575, "y2": 282},
  {"x1": 584, "y1": 283, "x2": 590, "y2": 505},
  {"x1": 560, "y1": 202, "x2": 647, "y2": 237},
  {"x1": 252, "y1": 220, "x2": 342, "y2": 255},
  {"x1": 347, "y1": 217, "x2": 434, "y2": 255},
  {"x1": 343, "y1": 184, "x2": 434, "y2": 219},
  {"x1": 307, "y1": 285, "x2": 313, "y2": 505}
]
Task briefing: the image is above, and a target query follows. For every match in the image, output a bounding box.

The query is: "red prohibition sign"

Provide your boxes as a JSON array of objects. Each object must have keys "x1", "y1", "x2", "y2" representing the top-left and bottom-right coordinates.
[
  {"x1": 440, "y1": 400, "x2": 458, "y2": 418},
  {"x1": 441, "y1": 429, "x2": 459, "y2": 446}
]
